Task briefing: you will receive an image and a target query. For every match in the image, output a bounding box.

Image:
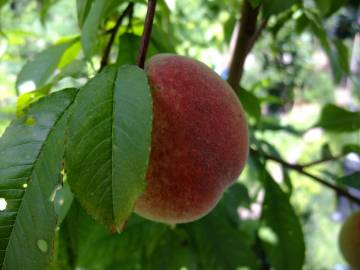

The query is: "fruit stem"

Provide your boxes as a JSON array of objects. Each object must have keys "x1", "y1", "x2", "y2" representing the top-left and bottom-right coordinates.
[
  {"x1": 100, "y1": 3, "x2": 134, "y2": 71},
  {"x1": 137, "y1": 0, "x2": 157, "y2": 69}
]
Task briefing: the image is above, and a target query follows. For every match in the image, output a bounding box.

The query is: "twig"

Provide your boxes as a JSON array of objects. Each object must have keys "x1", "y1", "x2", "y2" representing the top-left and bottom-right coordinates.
[
  {"x1": 99, "y1": 3, "x2": 134, "y2": 71},
  {"x1": 137, "y1": 0, "x2": 157, "y2": 69},
  {"x1": 250, "y1": 148, "x2": 360, "y2": 205},
  {"x1": 301, "y1": 154, "x2": 345, "y2": 168},
  {"x1": 227, "y1": 0, "x2": 264, "y2": 89}
]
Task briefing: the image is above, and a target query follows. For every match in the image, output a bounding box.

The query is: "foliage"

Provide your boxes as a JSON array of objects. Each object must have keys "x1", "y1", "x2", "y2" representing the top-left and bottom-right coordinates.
[{"x1": 0, "y1": 0, "x2": 359, "y2": 269}]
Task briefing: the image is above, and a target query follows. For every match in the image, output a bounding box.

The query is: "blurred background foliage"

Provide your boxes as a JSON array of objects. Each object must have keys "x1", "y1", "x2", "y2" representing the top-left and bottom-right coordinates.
[{"x1": 0, "y1": 0, "x2": 359, "y2": 269}]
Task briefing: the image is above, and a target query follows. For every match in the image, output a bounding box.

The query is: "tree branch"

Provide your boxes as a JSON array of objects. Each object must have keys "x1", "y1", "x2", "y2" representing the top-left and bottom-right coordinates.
[
  {"x1": 300, "y1": 154, "x2": 345, "y2": 168},
  {"x1": 227, "y1": 0, "x2": 265, "y2": 89},
  {"x1": 137, "y1": 0, "x2": 157, "y2": 69},
  {"x1": 99, "y1": 3, "x2": 134, "y2": 71},
  {"x1": 251, "y1": 148, "x2": 360, "y2": 205}
]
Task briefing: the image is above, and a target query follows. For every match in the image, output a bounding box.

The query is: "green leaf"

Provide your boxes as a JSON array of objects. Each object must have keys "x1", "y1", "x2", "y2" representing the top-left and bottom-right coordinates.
[
  {"x1": 188, "y1": 212, "x2": 260, "y2": 270},
  {"x1": 262, "y1": 0, "x2": 298, "y2": 17},
  {"x1": 314, "y1": 0, "x2": 347, "y2": 17},
  {"x1": 81, "y1": 0, "x2": 107, "y2": 59},
  {"x1": 16, "y1": 39, "x2": 77, "y2": 91},
  {"x1": 334, "y1": 40, "x2": 350, "y2": 75},
  {"x1": 305, "y1": 10, "x2": 346, "y2": 83},
  {"x1": 236, "y1": 88, "x2": 261, "y2": 121},
  {"x1": 342, "y1": 144, "x2": 360, "y2": 155},
  {"x1": 39, "y1": 0, "x2": 56, "y2": 25},
  {"x1": 116, "y1": 33, "x2": 158, "y2": 66},
  {"x1": 76, "y1": 0, "x2": 93, "y2": 28},
  {"x1": 249, "y1": 0, "x2": 263, "y2": 8},
  {"x1": 65, "y1": 65, "x2": 152, "y2": 230},
  {"x1": 338, "y1": 172, "x2": 360, "y2": 190},
  {"x1": 316, "y1": 104, "x2": 360, "y2": 132},
  {"x1": 261, "y1": 174, "x2": 305, "y2": 270},
  {"x1": 0, "y1": 89, "x2": 77, "y2": 269}
]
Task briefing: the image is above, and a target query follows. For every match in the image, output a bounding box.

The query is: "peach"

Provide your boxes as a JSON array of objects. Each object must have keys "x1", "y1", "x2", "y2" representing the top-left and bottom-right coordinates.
[
  {"x1": 134, "y1": 54, "x2": 249, "y2": 224},
  {"x1": 339, "y1": 210, "x2": 360, "y2": 269}
]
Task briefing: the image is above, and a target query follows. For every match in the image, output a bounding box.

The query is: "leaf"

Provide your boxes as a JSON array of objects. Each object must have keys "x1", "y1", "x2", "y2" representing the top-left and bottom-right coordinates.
[
  {"x1": 81, "y1": 0, "x2": 107, "y2": 59},
  {"x1": 262, "y1": 0, "x2": 298, "y2": 17},
  {"x1": 76, "y1": 0, "x2": 93, "y2": 28},
  {"x1": 0, "y1": 89, "x2": 77, "y2": 269},
  {"x1": 16, "y1": 39, "x2": 77, "y2": 91},
  {"x1": 314, "y1": 0, "x2": 347, "y2": 17},
  {"x1": 321, "y1": 143, "x2": 333, "y2": 159},
  {"x1": 338, "y1": 172, "x2": 360, "y2": 190},
  {"x1": 188, "y1": 212, "x2": 260, "y2": 270},
  {"x1": 116, "y1": 33, "x2": 158, "y2": 66},
  {"x1": 16, "y1": 84, "x2": 53, "y2": 117},
  {"x1": 334, "y1": 40, "x2": 350, "y2": 75},
  {"x1": 65, "y1": 65, "x2": 152, "y2": 230},
  {"x1": 342, "y1": 144, "x2": 360, "y2": 155},
  {"x1": 249, "y1": 0, "x2": 263, "y2": 8},
  {"x1": 60, "y1": 201, "x2": 165, "y2": 269},
  {"x1": 316, "y1": 104, "x2": 360, "y2": 132},
  {"x1": 261, "y1": 174, "x2": 305, "y2": 270},
  {"x1": 305, "y1": 10, "x2": 346, "y2": 83},
  {"x1": 236, "y1": 87, "x2": 261, "y2": 121}
]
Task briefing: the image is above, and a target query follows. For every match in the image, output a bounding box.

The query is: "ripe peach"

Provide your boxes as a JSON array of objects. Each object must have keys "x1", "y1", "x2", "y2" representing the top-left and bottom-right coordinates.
[
  {"x1": 339, "y1": 210, "x2": 360, "y2": 269},
  {"x1": 134, "y1": 54, "x2": 249, "y2": 224}
]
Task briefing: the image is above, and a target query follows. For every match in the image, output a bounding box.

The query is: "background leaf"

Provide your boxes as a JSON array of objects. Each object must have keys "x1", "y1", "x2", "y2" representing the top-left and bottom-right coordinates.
[
  {"x1": 316, "y1": 104, "x2": 360, "y2": 132},
  {"x1": 16, "y1": 39, "x2": 77, "y2": 91}
]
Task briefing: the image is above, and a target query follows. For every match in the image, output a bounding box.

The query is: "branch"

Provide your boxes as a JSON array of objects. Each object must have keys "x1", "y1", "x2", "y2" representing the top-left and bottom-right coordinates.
[
  {"x1": 301, "y1": 154, "x2": 345, "y2": 168},
  {"x1": 137, "y1": 0, "x2": 157, "y2": 69},
  {"x1": 99, "y1": 3, "x2": 134, "y2": 71},
  {"x1": 227, "y1": 0, "x2": 265, "y2": 89},
  {"x1": 250, "y1": 148, "x2": 360, "y2": 205}
]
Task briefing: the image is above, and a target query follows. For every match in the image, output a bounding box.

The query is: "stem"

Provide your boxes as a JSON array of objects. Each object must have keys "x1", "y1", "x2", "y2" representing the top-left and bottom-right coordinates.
[
  {"x1": 137, "y1": 0, "x2": 157, "y2": 69},
  {"x1": 100, "y1": 3, "x2": 134, "y2": 71},
  {"x1": 227, "y1": 0, "x2": 262, "y2": 89},
  {"x1": 251, "y1": 148, "x2": 360, "y2": 205}
]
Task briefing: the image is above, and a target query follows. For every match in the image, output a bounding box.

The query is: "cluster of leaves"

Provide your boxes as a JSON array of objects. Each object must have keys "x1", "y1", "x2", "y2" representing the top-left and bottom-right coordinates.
[{"x1": 0, "y1": 0, "x2": 359, "y2": 269}]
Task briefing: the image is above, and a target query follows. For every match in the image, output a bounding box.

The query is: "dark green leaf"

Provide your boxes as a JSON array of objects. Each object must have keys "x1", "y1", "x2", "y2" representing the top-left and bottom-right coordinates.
[
  {"x1": 236, "y1": 87, "x2": 261, "y2": 121},
  {"x1": 321, "y1": 143, "x2": 333, "y2": 159},
  {"x1": 65, "y1": 65, "x2": 152, "y2": 230},
  {"x1": 0, "y1": 89, "x2": 77, "y2": 269},
  {"x1": 249, "y1": 0, "x2": 263, "y2": 8},
  {"x1": 188, "y1": 213, "x2": 260, "y2": 270},
  {"x1": 338, "y1": 172, "x2": 360, "y2": 190},
  {"x1": 335, "y1": 40, "x2": 350, "y2": 75},
  {"x1": 342, "y1": 144, "x2": 360, "y2": 155},
  {"x1": 262, "y1": 0, "x2": 298, "y2": 17},
  {"x1": 16, "y1": 39, "x2": 77, "y2": 91},
  {"x1": 261, "y1": 174, "x2": 305, "y2": 270},
  {"x1": 314, "y1": 0, "x2": 347, "y2": 17},
  {"x1": 316, "y1": 104, "x2": 360, "y2": 132}
]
